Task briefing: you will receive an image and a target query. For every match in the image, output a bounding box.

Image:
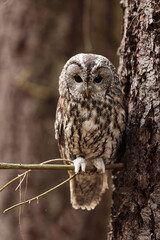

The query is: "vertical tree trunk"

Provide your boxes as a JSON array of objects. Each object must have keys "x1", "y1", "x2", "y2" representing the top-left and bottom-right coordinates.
[{"x1": 110, "y1": 0, "x2": 160, "y2": 239}]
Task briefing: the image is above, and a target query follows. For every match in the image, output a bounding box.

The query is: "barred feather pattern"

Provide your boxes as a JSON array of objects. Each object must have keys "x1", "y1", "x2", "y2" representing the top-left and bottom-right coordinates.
[{"x1": 55, "y1": 53, "x2": 126, "y2": 210}]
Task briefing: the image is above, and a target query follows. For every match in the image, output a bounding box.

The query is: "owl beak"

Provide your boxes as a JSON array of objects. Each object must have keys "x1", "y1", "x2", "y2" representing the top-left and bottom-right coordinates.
[{"x1": 86, "y1": 89, "x2": 89, "y2": 97}]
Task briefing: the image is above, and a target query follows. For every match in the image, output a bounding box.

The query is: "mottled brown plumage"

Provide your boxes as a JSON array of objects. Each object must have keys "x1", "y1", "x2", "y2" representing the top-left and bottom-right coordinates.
[{"x1": 55, "y1": 53, "x2": 126, "y2": 210}]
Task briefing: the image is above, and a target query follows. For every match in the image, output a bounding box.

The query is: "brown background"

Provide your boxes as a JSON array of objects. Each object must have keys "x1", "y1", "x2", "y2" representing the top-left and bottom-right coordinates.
[{"x1": 0, "y1": 1, "x2": 121, "y2": 239}]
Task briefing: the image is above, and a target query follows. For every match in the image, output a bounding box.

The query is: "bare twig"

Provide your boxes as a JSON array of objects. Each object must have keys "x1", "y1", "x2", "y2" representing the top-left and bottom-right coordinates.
[
  {"x1": 0, "y1": 162, "x2": 124, "y2": 171},
  {"x1": 0, "y1": 159, "x2": 73, "y2": 192},
  {"x1": 0, "y1": 170, "x2": 31, "y2": 192},
  {"x1": 0, "y1": 159, "x2": 124, "y2": 213},
  {"x1": 3, "y1": 174, "x2": 76, "y2": 213}
]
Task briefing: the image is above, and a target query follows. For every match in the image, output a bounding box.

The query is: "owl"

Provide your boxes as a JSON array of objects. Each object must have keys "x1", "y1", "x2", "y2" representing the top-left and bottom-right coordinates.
[{"x1": 55, "y1": 53, "x2": 126, "y2": 210}]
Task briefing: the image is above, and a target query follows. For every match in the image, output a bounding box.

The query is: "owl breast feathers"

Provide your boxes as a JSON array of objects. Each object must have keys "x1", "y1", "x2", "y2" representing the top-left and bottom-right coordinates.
[{"x1": 55, "y1": 53, "x2": 126, "y2": 210}]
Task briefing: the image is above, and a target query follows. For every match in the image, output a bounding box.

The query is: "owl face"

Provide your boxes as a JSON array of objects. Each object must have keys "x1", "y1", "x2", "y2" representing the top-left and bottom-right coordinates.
[{"x1": 59, "y1": 54, "x2": 116, "y2": 100}]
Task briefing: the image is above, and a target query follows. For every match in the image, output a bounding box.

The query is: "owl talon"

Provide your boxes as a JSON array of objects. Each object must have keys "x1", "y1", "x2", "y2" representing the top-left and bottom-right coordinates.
[
  {"x1": 92, "y1": 159, "x2": 105, "y2": 173},
  {"x1": 73, "y1": 157, "x2": 86, "y2": 174}
]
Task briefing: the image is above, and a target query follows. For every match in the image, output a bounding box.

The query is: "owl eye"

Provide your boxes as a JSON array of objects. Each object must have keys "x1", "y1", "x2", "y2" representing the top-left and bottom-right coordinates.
[
  {"x1": 74, "y1": 75, "x2": 83, "y2": 83},
  {"x1": 94, "y1": 75, "x2": 102, "y2": 83}
]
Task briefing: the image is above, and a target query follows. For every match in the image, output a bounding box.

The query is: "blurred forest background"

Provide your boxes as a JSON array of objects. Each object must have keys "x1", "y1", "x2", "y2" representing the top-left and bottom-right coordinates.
[{"x1": 0, "y1": 0, "x2": 122, "y2": 239}]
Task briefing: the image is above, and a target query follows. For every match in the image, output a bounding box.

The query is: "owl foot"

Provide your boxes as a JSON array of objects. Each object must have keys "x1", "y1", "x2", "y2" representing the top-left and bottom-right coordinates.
[
  {"x1": 73, "y1": 157, "x2": 86, "y2": 174},
  {"x1": 92, "y1": 159, "x2": 105, "y2": 173}
]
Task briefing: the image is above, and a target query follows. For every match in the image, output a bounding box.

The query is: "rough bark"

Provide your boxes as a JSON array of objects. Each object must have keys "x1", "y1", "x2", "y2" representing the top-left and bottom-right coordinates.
[{"x1": 110, "y1": 0, "x2": 160, "y2": 239}]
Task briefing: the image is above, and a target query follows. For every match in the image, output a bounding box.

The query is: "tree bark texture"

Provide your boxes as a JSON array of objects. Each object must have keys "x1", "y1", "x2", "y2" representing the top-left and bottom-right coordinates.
[{"x1": 111, "y1": 0, "x2": 160, "y2": 239}]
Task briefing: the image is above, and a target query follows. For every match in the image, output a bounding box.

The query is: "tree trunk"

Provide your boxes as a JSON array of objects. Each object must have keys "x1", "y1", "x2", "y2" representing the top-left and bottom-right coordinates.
[{"x1": 110, "y1": 0, "x2": 160, "y2": 239}]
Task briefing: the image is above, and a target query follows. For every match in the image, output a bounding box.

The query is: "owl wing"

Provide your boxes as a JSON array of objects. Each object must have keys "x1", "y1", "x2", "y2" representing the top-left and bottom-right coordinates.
[{"x1": 55, "y1": 97, "x2": 66, "y2": 159}]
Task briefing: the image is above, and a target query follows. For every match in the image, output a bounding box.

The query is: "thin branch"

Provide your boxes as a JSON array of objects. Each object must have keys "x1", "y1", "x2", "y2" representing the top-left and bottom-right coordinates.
[
  {"x1": 3, "y1": 174, "x2": 76, "y2": 213},
  {"x1": 0, "y1": 159, "x2": 72, "y2": 192},
  {"x1": 0, "y1": 170, "x2": 31, "y2": 192},
  {"x1": 15, "y1": 174, "x2": 27, "y2": 191},
  {"x1": 0, "y1": 162, "x2": 124, "y2": 171},
  {"x1": 1, "y1": 160, "x2": 124, "y2": 213}
]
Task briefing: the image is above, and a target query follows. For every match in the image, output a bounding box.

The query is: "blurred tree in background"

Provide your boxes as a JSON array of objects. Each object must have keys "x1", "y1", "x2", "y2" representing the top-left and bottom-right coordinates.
[{"x1": 0, "y1": 0, "x2": 121, "y2": 239}]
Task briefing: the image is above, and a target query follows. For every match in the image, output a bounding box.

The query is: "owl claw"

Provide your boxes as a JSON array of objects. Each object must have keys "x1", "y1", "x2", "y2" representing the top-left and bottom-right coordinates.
[
  {"x1": 92, "y1": 159, "x2": 105, "y2": 173},
  {"x1": 73, "y1": 157, "x2": 86, "y2": 174}
]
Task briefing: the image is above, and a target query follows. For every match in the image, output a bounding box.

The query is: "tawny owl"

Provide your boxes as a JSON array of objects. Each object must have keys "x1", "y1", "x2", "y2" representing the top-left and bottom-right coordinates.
[{"x1": 55, "y1": 53, "x2": 126, "y2": 210}]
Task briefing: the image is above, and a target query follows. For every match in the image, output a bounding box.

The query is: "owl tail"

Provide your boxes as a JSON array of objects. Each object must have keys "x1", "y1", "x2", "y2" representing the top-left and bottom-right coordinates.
[{"x1": 69, "y1": 171, "x2": 108, "y2": 210}]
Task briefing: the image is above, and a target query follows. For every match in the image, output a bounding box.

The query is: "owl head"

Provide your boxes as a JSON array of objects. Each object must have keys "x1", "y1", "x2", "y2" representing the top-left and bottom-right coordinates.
[{"x1": 59, "y1": 53, "x2": 119, "y2": 100}]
